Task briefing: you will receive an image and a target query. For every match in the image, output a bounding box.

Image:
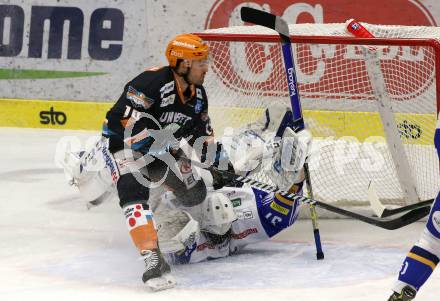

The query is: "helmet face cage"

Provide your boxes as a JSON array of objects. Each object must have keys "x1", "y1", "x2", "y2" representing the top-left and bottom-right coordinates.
[
  {"x1": 166, "y1": 34, "x2": 209, "y2": 68},
  {"x1": 200, "y1": 192, "x2": 236, "y2": 236}
]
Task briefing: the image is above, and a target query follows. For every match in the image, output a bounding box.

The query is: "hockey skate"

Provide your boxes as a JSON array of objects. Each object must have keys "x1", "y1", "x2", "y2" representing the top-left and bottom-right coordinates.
[
  {"x1": 388, "y1": 285, "x2": 417, "y2": 301},
  {"x1": 142, "y1": 249, "x2": 176, "y2": 291}
]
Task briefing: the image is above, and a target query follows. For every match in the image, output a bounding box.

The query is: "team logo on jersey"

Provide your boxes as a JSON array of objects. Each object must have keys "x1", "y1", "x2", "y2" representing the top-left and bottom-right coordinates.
[
  {"x1": 160, "y1": 94, "x2": 175, "y2": 107},
  {"x1": 160, "y1": 81, "x2": 175, "y2": 98},
  {"x1": 126, "y1": 86, "x2": 153, "y2": 109},
  {"x1": 195, "y1": 99, "x2": 203, "y2": 113}
]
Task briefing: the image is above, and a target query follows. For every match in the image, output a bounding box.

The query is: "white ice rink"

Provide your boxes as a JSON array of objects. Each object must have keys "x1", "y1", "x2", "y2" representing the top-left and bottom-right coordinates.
[{"x1": 0, "y1": 128, "x2": 439, "y2": 301}]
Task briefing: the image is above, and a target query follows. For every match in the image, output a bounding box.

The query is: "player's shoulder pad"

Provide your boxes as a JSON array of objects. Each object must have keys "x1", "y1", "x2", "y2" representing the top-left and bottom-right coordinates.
[
  {"x1": 128, "y1": 66, "x2": 173, "y2": 100},
  {"x1": 134, "y1": 66, "x2": 172, "y2": 86}
]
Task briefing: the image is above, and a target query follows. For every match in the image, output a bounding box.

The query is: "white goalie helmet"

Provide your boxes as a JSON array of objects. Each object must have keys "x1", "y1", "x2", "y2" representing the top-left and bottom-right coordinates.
[{"x1": 200, "y1": 192, "x2": 237, "y2": 235}]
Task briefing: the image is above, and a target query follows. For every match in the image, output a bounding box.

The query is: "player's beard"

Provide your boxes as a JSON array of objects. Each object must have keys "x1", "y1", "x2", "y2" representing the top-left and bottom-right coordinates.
[
  {"x1": 186, "y1": 70, "x2": 205, "y2": 86},
  {"x1": 189, "y1": 76, "x2": 204, "y2": 86}
]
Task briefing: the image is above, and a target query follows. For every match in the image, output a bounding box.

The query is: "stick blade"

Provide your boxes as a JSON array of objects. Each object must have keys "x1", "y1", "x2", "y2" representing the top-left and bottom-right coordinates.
[
  {"x1": 368, "y1": 181, "x2": 386, "y2": 217},
  {"x1": 240, "y1": 7, "x2": 290, "y2": 38},
  {"x1": 381, "y1": 206, "x2": 431, "y2": 230},
  {"x1": 240, "y1": 7, "x2": 275, "y2": 28}
]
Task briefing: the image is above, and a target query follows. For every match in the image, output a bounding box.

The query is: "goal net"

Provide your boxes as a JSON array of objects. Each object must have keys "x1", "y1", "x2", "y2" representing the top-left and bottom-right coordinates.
[{"x1": 196, "y1": 22, "x2": 440, "y2": 209}]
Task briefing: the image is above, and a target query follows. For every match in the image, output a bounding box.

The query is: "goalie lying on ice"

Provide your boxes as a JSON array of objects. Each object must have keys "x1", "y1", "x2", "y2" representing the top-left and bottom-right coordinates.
[
  {"x1": 154, "y1": 173, "x2": 305, "y2": 264},
  {"x1": 61, "y1": 102, "x2": 312, "y2": 283}
]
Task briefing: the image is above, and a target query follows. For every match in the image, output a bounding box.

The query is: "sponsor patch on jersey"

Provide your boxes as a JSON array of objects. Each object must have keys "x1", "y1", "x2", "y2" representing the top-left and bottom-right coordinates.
[
  {"x1": 160, "y1": 81, "x2": 175, "y2": 98},
  {"x1": 195, "y1": 98, "x2": 203, "y2": 114},
  {"x1": 126, "y1": 86, "x2": 154, "y2": 109},
  {"x1": 231, "y1": 228, "x2": 258, "y2": 240},
  {"x1": 231, "y1": 198, "x2": 242, "y2": 207},
  {"x1": 159, "y1": 111, "x2": 192, "y2": 124},
  {"x1": 270, "y1": 201, "x2": 290, "y2": 216},
  {"x1": 160, "y1": 94, "x2": 175, "y2": 107},
  {"x1": 197, "y1": 241, "x2": 216, "y2": 252},
  {"x1": 196, "y1": 88, "x2": 203, "y2": 99},
  {"x1": 236, "y1": 210, "x2": 253, "y2": 220},
  {"x1": 243, "y1": 210, "x2": 253, "y2": 219}
]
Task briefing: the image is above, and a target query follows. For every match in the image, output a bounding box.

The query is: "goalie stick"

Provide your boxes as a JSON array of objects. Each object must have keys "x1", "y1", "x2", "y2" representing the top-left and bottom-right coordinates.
[
  {"x1": 240, "y1": 6, "x2": 324, "y2": 260},
  {"x1": 184, "y1": 157, "x2": 430, "y2": 230}
]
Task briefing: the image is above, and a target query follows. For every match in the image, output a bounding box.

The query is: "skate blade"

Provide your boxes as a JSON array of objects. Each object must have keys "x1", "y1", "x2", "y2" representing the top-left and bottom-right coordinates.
[{"x1": 145, "y1": 274, "x2": 176, "y2": 292}]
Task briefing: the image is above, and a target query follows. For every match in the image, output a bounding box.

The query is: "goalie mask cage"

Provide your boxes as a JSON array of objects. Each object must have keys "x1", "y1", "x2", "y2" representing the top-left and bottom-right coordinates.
[{"x1": 196, "y1": 22, "x2": 440, "y2": 208}]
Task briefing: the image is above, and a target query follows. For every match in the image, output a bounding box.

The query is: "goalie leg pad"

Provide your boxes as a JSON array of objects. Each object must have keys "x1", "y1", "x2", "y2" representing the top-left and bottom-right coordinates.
[
  {"x1": 62, "y1": 137, "x2": 118, "y2": 204},
  {"x1": 156, "y1": 208, "x2": 200, "y2": 253}
]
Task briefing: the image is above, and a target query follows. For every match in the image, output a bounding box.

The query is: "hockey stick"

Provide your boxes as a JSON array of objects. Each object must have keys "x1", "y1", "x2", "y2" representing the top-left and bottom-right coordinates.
[
  {"x1": 240, "y1": 6, "x2": 324, "y2": 259},
  {"x1": 368, "y1": 181, "x2": 434, "y2": 218},
  {"x1": 185, "y1": 157, "x2": 430, "y2": 230},
  {"x1": 376, "y1": 199, "x2": 433, "y2": 219},
  {"x1": 303, "y1": 163, "x2": 324, "y2": 259}
]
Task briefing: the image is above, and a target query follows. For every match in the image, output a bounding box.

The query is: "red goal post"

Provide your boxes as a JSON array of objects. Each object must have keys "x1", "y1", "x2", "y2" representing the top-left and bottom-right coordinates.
[{"x1": 196, "y1": 23, "x2": 440, "y2": 208}]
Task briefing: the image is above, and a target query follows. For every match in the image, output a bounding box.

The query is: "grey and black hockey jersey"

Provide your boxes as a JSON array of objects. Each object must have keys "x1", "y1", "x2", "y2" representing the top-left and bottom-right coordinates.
[{"x1": 104, "y1": 66, "x2": 212, "y2": 153}]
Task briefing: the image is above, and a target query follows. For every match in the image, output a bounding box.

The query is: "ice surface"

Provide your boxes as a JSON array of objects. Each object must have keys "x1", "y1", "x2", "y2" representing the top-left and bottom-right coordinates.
[{"x1": 0, "y1": 128, "x2": 438, "y2": 301}]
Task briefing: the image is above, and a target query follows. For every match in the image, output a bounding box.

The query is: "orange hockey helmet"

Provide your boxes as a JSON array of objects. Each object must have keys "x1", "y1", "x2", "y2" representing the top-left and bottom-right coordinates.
[{"x1": 165, "y1": 34, "x2": 209, "y2": 67}]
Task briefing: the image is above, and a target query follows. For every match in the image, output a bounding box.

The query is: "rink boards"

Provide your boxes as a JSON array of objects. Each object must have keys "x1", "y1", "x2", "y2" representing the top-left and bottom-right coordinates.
[{"x1": 0, "y1": 98, "x2": 436, "y2": 146}]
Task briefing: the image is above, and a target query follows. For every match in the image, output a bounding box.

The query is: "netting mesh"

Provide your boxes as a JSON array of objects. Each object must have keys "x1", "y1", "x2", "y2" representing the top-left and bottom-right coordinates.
[{"x1": 199, "y1": 23, "x2": 440, "y2": 206}]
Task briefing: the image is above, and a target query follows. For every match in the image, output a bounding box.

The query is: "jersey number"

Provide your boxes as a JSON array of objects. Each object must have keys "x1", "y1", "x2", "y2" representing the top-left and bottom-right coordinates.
[{"x1": 124, "y1": 105, "x2": 142, "y2": 121}]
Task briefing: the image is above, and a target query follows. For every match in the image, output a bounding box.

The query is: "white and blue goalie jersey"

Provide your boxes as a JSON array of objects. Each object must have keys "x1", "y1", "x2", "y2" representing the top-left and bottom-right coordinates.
[{"x1": 166, "y1": 184, "x2": 302, "y2": 264}]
